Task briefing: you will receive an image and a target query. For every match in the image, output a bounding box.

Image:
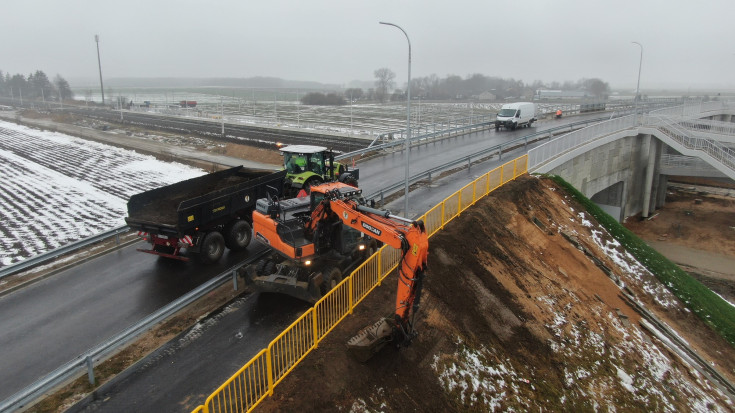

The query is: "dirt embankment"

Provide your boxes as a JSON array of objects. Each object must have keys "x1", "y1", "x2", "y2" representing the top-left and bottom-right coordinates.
[{"x1": 256, "y1": 176, "x2": 735, "y2": 412}]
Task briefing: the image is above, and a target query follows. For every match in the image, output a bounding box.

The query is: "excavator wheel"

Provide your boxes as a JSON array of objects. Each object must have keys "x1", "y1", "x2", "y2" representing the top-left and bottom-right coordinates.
[
  {"x1": 254, "y1": 259, "x2": 267, "y2": 276},
  {"x1": 364, "y1": 240, "x2": 378, "y2": 260},
  {"x1": 320, "y1": 267, "x2": 342, "y2": 295},
  {"x1": 254, "y1": 258, "x2": 276, "y2": 276}
]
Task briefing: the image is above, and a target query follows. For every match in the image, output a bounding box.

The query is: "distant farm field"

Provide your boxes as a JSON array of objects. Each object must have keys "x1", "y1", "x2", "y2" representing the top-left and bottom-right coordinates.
[{"x1": 0, "y1": 121, "x2": 204, "y2": 267}]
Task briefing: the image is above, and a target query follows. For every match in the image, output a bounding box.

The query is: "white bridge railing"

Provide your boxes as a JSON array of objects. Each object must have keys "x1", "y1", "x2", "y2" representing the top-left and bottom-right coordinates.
[
  {"x1": 527, "y1": 114, "x2": 636, "y2": 170},
  {"x1": 528, "y1": 101, "x2": 735, "y2": 179},
  {"x1": 645, "y1": 115, "x2": 735, "y2": 173}
]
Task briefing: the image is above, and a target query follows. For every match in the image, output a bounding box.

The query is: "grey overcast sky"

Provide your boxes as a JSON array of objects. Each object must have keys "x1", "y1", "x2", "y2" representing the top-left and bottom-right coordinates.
[{"x1": 3, "y1": 0, "x2": 734, "y2": 91}]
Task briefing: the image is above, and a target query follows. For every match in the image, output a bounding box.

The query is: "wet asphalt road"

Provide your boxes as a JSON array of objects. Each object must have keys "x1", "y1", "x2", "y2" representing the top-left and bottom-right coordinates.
[{"x1": 0, "y1": 113, "x2": 605, "y2": 409}]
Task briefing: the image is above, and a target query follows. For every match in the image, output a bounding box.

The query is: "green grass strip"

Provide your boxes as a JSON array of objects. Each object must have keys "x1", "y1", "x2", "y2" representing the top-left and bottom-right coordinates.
[{"x1": 547, "y1": 174, "x2": 735, "y2": 347}]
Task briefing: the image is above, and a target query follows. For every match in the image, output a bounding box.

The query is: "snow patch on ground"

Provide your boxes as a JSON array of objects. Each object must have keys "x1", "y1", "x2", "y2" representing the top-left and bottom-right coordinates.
[
  {"x1": 432, "y1": 338, "x2": 527, "y2": 411},
  {"x1": 0, "y1": 120, "x2": 204, "y2": 267},
  {"x1": 575, "y1": 210, "x2": 679, "y2": 309}
]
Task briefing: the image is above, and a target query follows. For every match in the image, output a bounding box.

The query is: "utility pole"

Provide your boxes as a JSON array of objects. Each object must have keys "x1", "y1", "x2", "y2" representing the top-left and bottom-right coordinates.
[
  {"x1": 380, "y1": 21, "x2": 411, "y2": 216},
  {"x1": 632, "y1": 41, "x2": 643, "y2": 116},
  {"x1": 95, "y1": 35, "x2": 105, "y2": 104}
]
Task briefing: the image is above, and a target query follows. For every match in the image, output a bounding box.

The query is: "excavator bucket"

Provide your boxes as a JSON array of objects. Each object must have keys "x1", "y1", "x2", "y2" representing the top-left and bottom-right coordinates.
[{"x1": 346, "y1": 317, "x2": 394, "y2": 362}]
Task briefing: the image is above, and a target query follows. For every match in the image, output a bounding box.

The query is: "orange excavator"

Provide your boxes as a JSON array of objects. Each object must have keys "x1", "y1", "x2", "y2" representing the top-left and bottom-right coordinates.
[{"x1": 247, "y1": 181, "x2": 428, "y2": 361}]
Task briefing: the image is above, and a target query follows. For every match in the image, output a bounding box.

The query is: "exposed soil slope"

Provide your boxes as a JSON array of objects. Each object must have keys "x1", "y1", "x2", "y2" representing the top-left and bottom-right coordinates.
[{"x1": 256, "y1": 175, "x2": 735, "y2": 412}]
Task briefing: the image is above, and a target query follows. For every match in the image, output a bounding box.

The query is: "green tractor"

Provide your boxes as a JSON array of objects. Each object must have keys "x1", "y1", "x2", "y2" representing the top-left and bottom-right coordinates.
[{"x1": 280, "y1": 145, "x2": 360, "y2": 196}]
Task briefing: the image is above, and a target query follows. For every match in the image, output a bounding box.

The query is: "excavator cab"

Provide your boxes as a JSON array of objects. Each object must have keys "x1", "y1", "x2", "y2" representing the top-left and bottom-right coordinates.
[
  {"x1": 247, "y1": 180, "x2": 429, "y2": 362},
  {"x1": 246, "y1": 183, "x2": 373, "y2": 302}
]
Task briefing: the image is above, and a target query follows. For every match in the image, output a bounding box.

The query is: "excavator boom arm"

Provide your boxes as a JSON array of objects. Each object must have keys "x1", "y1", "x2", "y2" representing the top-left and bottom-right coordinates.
[{"x1": 324, "y1": 196, "x2": 429, "y2": 361}]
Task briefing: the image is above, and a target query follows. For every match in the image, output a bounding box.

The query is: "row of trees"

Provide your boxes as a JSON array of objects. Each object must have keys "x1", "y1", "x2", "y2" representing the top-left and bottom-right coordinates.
[
  {"x1": 0, "y1": 70, "x2": 74, "y2": 101},
  {"x1": 300, "y1": 92, "x2": 346, "y2": 105},
  {"x1": 371, "y1": 69, "x2": 610, "y2": 103}
]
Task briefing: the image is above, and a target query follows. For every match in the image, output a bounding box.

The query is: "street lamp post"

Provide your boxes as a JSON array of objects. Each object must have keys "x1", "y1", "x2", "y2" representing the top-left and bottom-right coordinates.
[
  {"x1": 632, "y1": 41, "x2": 643, "y2": 115},
  {"x1": 95, "y1": 35, "x2": 105, "y2": 105},
  {"x1": 380, "y1": 21, "x2": 411, "y2": 216}
]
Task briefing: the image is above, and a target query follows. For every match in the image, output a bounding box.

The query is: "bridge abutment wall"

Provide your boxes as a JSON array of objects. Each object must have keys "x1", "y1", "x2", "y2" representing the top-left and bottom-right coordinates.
[{"x1": 545, "y1": 133, "x2": 652, "y2": 220}]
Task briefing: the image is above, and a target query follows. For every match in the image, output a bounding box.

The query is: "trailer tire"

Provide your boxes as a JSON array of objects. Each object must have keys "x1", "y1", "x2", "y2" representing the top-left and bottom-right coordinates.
[
  {"x1": 198, "y1": 231, "x2": 225, "y2": 264},
  {"x1": 225, "y1": 220, "x2": 252, "y2": 251},
  {"x1": 320, "y1": 267, "x2": 342, "y2": 295}
]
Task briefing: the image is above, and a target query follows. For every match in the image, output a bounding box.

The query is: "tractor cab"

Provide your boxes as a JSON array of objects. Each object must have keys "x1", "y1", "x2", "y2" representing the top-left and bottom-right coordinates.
[{"x1": 279, "y1": 145, "x2": 359, "y2": 196}]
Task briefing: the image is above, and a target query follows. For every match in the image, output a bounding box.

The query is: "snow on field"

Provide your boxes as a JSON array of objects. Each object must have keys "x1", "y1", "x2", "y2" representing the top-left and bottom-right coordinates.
[{"x1": 0, "y1": 121, "x2": 205, "y2": 267}]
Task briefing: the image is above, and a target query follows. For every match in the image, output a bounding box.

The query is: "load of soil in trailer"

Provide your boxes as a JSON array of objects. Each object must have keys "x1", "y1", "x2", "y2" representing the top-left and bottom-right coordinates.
[
  {"x1": 255, "y1": 175, "x2": 735, "y2": 412},
  {"x1": 127, "y1": 167, "x2": 275, "y2": 226}
]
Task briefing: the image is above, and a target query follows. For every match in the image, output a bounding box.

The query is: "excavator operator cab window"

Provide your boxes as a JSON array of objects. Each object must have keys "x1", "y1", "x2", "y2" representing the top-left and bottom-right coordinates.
[{"x1": 310, "y1": 191, "x2": 325, "y2": 212}]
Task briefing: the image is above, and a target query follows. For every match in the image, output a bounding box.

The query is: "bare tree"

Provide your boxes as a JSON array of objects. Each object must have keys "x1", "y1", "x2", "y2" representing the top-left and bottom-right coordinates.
[
  {"x1": 581, "y1": 78, "x2": 610, "y2": 99},
  {"x1": 344, "y1": 88, "x2": 363, "y2": 101},
  {"x1": 374, "y1": 68, "x2": 395, "y2": 103}
]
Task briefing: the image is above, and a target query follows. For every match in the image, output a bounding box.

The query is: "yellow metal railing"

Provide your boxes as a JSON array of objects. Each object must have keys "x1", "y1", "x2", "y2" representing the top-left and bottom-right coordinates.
[{"x1": 194, "y1": 154, "x2": 528, "y2": 413}]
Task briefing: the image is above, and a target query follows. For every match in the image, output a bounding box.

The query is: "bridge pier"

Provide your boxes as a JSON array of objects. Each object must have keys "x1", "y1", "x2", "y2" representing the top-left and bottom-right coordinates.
[
  {"x1": 641, "y1": 134, "x2": 660, "y2": 218},
  {"x1": 656, "y1": 174, "x2": 668, "y2": 209}
]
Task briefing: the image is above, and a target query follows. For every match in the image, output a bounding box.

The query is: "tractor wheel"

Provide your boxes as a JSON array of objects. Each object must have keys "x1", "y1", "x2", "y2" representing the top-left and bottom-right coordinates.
[
  {"x1": 225, "y1": 220, "x2": 252, "y2": 251},
  {"x1": 320, "y1": 267, "x2": 343, "y2": 295},
  {"x1": 303, "y1": 177, "x2": 324, "y2": 193},
  {"x1": 198, "y1": 231, "x2": 225, "y2": 264},
  {"x1": 339, "y1": 173, "x2": 358, "y2": 187}
]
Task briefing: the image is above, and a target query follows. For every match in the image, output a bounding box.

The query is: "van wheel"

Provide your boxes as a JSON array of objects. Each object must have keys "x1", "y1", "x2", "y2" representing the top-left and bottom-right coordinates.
[
  {"x1": 225, "y1": 220, "x2": 252, "y2": 251},
  {"x1": 198, "y1": 231, "x2": 225, "y2": 264},
  {"x1": 511, "y1": 123, "x2": 516, "y2": 131}
]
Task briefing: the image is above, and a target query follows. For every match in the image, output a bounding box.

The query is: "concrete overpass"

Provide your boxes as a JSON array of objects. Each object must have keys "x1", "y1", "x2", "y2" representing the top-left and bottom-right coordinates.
[{"x1": 528, "y1": 101, "x2": 735, "y2": 221}]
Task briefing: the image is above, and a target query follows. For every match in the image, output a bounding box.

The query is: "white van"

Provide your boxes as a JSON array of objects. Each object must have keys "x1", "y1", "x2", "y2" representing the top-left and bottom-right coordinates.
[{"x1": 495, "y1": 102, "x2": 537, "y2": 131}]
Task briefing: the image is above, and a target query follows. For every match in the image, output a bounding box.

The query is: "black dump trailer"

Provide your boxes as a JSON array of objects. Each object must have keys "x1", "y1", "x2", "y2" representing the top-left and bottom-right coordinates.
[{"x1": 126, "y1": 166, "x2": 286, "y2": 264}]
